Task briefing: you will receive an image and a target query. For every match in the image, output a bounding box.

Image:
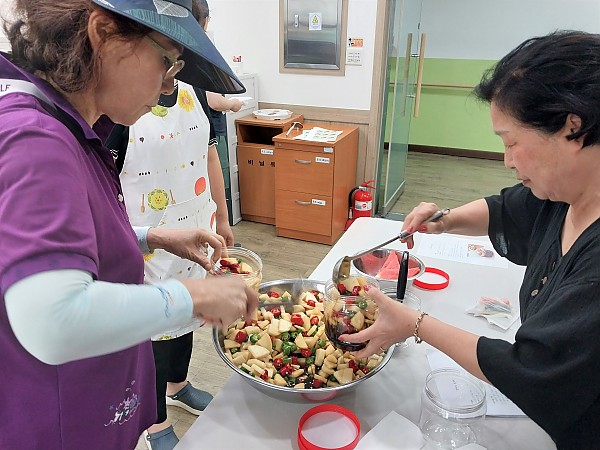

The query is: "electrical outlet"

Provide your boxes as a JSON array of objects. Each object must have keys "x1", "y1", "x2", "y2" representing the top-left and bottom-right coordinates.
[{"x1": 346, "y1": 48, "x2": 362, "y2": 66}]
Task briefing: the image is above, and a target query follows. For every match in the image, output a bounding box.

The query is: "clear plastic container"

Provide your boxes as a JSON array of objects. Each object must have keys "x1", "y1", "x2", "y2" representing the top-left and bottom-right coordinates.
[
  {"x1": 211, "y1": 246, "x2": 263, "y2": 292},
  {"x1": 323, "y1": 275, "x2": 380, "y2": 351},
  {"x1": 418, "y1": 368, "x2": 486, "y2": 449}
]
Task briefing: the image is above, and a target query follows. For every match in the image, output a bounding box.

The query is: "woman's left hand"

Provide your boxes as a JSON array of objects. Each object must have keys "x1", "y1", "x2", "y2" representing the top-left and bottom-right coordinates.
[
  {"x1": 147, "y1": 228, "x2": 226, "y2": 271},
  {"x1": 339, "y1": 287, "x2": 417, "y2": 359}
]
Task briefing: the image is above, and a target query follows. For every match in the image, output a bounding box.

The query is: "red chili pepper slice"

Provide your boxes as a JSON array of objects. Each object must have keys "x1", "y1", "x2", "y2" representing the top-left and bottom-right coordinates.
[
  {"x1": 273, "y1": 357, "x2": 284, "y2": 369},
  {"x1": 300, "y1": 348, "x2": 312, "y2": 358},
  {"x1": 290, "y1": 313, "x2": 304, "y2": 326},
  {"x1": 312, "y1": 379, "x2": 323, "y2": 388},
  {"x1": 310, "y1": 315, "x2": 319, "y2": 326},
  {"x1": 260, "y1": 371, "x2": 269, "y2": 381},
  {"x1": 271, "y1": 307, "x2": 281, "y2": 318},
  {"x1": 337, "y1": 283, "x2": 347, "y2": 294},
  {"x1": 351, "y1": 285, "x2": 361, "y2": 296},
  {"x1": 234, "y1": 331, "x2": 248, "y2": 343},
  {"x1": 348, "y1": 360, "x2": 358, "y2": 373},
  {"x1": 306, "y1": 299, "x2": 316, "y2": 307}
]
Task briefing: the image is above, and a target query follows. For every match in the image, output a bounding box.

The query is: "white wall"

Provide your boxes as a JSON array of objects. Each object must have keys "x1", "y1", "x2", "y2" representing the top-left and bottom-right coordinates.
[
  {"x1": 208, "y1": 0, "x2": 378, "y2": 110},
  {"x1": 421, "y1": 0, "x2": 600, "y2": 59},
  {"x1": 0, "y1": 0, "x2": 14, "y2": 52}
]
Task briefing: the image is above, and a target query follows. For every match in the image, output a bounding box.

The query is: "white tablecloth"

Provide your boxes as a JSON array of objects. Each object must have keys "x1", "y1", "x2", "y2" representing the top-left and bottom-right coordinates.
[{"x1": 175, "y1": 217, "x2": 556, "y2": 450}]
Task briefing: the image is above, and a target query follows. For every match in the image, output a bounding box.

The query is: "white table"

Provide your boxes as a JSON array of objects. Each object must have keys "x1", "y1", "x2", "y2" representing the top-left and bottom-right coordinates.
[{"x1": 176, "y1": 217, "x2": 555, "y2": 450}]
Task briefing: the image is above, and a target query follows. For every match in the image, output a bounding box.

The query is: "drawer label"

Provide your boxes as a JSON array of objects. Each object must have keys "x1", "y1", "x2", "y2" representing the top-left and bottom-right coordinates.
[
  {"x1": 261, "y1": 148, "x2": 274, "y2": 155},
  {"x1": 315, "y1": 156, "x2": 330, "y2": 164},
  {"x1": 324, "y1": 147, "x2": 334, "y2": 153},
  {"x1": 312, "y1": 199, "x2": 326, "y2": 206}
]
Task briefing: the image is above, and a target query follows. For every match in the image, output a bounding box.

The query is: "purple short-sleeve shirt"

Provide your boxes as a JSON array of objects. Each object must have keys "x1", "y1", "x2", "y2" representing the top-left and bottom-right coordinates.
[{"x1": 0, "y1": 55, "x2": 156, "y2": 449}]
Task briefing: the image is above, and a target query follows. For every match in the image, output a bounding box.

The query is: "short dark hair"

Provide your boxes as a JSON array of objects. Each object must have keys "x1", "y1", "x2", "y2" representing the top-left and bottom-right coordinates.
[
  {"x1": 5, "y1": 0, "x2": 149, "y2": 93},
  {"x1": 192, "y1": 0, "x2": 210, "y2": 29},
  {"x1": 474, "y1": 30, "x2": 600, "y2": 148}
]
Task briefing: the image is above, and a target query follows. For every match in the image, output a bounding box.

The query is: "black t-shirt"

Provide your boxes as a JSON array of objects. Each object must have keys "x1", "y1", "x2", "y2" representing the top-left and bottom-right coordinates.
[{"x1": 478, "y1": 184, "x2": 600, "y2": 448}]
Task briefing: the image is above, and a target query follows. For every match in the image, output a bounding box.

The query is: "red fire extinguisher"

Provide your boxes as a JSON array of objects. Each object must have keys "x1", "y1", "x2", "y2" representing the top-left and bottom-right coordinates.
[{"x1": 345, "y1": 180, "x2": 375, "y2": 230}]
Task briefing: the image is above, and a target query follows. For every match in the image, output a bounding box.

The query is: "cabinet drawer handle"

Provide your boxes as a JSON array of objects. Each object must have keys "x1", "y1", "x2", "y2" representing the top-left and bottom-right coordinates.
[
  {"x1": 294, "y1": 200, "x2": 311, "y2": 206},
  {"x1": 294, "y1": 159, "x2": 311, "y2": 165}
]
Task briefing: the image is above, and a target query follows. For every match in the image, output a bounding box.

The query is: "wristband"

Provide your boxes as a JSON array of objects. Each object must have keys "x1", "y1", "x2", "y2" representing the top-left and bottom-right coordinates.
[{"x1": 413, "y1": 267, "x2": 450, "y2": 290}]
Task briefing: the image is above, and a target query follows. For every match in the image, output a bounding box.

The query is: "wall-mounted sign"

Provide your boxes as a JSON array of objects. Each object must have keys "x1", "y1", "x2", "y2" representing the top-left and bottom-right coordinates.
[{"x1": 309, "y1": 12, "x2": 322, "y2": 31}]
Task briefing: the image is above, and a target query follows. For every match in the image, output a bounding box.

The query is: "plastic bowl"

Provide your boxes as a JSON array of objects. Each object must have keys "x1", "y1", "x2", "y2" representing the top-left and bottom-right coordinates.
[{"x1": 212, "y1": 278, "x2": 395, "y2": 403}]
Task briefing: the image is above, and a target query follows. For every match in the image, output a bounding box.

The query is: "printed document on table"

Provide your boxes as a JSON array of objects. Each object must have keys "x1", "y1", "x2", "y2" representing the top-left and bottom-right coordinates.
[
  {"x1": 294, "y1": 127, "x2": 343, "y2": 143},
  {"x1": 417, "y1": 234, "x2": 508, "y2": 268},
  {"x1": 426, "y1": 348, "x2": 526, "y2": 417}
]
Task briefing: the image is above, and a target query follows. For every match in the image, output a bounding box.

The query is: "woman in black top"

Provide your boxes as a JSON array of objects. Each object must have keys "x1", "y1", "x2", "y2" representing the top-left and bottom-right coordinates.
[{"x1": 342, "y1": 31, "x2": 600, "y2": 449}]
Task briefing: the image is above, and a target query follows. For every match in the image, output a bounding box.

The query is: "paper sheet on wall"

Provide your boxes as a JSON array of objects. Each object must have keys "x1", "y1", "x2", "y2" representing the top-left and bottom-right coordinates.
[
  {"x1": 417, "y1": 234, "x2": 508, "y2": 268},
  {"x1": 426, "y1": 349, "x2": 526, "y2": 417}
]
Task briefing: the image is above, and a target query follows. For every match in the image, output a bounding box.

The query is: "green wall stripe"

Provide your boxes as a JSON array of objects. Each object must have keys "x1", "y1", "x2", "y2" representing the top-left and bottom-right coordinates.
[{"x1": 388, "y1": 58, "x2": 505, "y2": 153}]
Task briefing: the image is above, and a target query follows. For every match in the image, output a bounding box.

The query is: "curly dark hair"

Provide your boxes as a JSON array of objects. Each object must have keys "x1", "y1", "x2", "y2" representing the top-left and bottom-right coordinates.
[
  {"x1": 4, "y1": 0, "x2": 150, "y2": 93},
  {"x1": 474, "y1": 30, "x2": 600, "y2": 148}
]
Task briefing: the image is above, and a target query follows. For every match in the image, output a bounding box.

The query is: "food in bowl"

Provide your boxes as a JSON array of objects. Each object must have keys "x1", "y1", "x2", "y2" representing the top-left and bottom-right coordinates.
[
  {"x1": 323, "y1": 275, "x2": 380, "y2": 352},
  {"x1": 221, "y1": 288, "x2": 385, "y2": 390},
  {"x1": 211, "y1": 246, "x2": 262, "y2": 291},
  {"x1": 352, "y1": 249, "x2": 425, "y2": 283},
  {"x1": 258, "y1": 290, "x2": 292, "y2": 303},
  {"x1": 376, "y1": 251, "x2": 420, "y2": 280}
]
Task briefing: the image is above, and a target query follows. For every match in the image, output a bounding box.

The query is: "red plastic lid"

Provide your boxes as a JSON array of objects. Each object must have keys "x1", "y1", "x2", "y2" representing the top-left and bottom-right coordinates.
[
  {"x1": 297, "y1": 404, "x2": 360, "y2": 450},
  {"x1": 412, "y1": 267, "x2": 450, "y2": 290}
]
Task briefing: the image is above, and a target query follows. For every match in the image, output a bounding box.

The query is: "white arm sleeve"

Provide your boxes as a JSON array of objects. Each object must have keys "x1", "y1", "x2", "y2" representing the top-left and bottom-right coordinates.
[
  {"x1": 133, "y1": 226, "x2": 153, "y2": 254},
  {"x1": 5, "y1": 269, "x2": 193, "y2": 365}
]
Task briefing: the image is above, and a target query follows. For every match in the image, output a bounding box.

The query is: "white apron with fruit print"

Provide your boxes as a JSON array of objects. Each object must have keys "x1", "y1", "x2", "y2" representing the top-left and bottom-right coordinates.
[{"x1": 120, "y1": 82, "x2": 216, "y2": 340}]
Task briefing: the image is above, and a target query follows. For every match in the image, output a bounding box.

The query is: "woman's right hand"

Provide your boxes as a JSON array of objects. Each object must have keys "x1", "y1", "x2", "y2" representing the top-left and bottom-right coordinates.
[
  {"x1": 401, "y1": 202, "x2": 447, "y2": 249},
  {"x1": 181, "y1": 276, "x2": 258, "y2": 327},
  {"x1": 339, "y1": 287, "x2": 418, "y2": 359}
]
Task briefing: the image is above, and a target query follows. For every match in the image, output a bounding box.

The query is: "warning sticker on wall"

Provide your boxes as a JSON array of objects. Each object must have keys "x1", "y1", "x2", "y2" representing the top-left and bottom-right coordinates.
[{"x1": 309, "y1": 12, "x2": 322, "y2": 31}]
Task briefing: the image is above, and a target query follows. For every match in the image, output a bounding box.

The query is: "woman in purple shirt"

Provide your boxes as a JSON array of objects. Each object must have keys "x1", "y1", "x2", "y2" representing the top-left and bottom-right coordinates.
[{"x1": 0, "y1": 1, "x2": 256, "y2": 449}]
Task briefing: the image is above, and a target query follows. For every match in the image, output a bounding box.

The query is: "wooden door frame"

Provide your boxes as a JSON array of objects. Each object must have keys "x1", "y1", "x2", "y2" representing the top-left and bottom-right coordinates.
[{"x1": 366, "y1": 0, "x2": 393, "y2": 197}]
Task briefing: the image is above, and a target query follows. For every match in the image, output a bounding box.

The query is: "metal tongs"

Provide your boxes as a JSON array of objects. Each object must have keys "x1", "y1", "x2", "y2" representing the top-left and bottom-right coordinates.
[{"x1": 331, "y1": 208, "x2": 450, "y2": 284}]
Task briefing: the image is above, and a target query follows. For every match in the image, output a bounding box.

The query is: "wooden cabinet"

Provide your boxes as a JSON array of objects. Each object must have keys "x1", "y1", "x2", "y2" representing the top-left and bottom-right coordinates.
[
  {"x1": 273, "y1": 124, "x2": 358, "y2": 245},
  {"x1": 235, "y1": 113, "x2": 303, "y2": 224}
]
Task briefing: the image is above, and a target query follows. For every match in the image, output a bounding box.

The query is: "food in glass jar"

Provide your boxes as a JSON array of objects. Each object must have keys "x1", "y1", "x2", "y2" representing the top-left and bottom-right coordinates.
[
  {"x1": 211, "y1": 247, "x2": 262, "y2": 292},
  {"x1": 221, "y1": 289, "x2": 385, "y2": 390},
  {"x1": 324, "y1": 276, "x2": 379, "y2": 351}
]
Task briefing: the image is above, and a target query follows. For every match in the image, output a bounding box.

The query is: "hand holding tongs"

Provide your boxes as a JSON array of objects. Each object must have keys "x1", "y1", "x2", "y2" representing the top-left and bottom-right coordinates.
[{"x1": 331, "y1": 208, "x2": 450, "y2": 284}]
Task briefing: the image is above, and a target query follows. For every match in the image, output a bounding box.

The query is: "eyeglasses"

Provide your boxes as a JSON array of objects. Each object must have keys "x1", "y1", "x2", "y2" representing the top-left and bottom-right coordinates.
[{"x1": 144, "y1": 36, "x2": 185, "y2": 79}]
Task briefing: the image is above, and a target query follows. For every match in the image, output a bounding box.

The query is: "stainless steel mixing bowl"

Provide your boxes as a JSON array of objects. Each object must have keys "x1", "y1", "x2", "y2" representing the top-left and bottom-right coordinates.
[
  {"x1": 212, "y1": 278, "x2": 395, "y2": 403},
  {"x1": 351, "y1": 248, "x2": 425, "y2": 289}
]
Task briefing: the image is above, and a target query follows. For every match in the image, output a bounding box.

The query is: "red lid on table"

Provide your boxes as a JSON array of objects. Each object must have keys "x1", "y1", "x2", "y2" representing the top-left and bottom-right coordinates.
[
  {"x1": 413, "y1": 267, "x2": 450, "y2": 291},
  {"x1": 297, "y1": 404, "x2": 360, "y2": 450}
]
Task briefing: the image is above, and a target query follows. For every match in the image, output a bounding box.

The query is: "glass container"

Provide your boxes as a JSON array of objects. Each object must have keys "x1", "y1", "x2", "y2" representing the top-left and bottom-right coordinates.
[
  {"x1": 211, "y1": 246, "x2": 263, "y2": 292},
  {"x1": 323, "y1": 275, "x2": 380, "y2": 351}
]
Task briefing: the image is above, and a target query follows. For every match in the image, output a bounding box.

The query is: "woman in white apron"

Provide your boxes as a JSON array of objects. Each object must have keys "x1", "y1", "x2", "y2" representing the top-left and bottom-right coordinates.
[{"x1": 120, "y1": 79, "x2": 233, "y2": 449}]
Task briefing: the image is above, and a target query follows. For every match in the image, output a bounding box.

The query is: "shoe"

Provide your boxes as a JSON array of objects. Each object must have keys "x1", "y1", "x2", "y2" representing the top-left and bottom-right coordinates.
[
  {"x1": 143, "y1": 425, "x2": 179, "y2": 450},
  {"x1": 166, "y1": 382, "x2": 213, "y2": 415}
]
